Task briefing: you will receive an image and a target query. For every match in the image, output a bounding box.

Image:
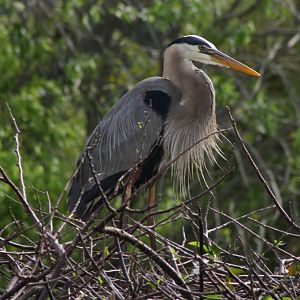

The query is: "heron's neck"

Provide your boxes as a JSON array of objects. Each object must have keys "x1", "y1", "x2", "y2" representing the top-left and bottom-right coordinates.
[
  {"x1": 162, "y1": 46, "x2": 215, "y2": 119},
  {"x1": 163, "y1": 47, "x2": 196, "y2": 90}
]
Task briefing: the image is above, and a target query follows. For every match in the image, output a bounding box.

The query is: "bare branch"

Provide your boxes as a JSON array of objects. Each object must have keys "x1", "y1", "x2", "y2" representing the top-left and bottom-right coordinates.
[{"x1": 227, "y1": 106, "x2": 300, "y2": 233}]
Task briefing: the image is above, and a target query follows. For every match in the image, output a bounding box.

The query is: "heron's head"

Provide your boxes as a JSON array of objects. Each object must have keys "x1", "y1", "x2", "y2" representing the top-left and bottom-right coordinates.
[{"x1": 167, "y1": 35, "x2": 260, "y2": 77}]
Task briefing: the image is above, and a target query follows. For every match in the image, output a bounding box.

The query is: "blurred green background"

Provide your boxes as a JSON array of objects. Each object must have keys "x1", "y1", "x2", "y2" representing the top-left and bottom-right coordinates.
[{"x1": 0, "y1": 0, "x2": 299, "y2": 255}]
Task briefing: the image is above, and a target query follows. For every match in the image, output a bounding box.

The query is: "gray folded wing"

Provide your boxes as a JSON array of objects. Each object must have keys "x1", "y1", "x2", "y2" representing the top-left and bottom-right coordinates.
[{"x1": 68, "y1": 76, "x2": 181, "y2": 214}]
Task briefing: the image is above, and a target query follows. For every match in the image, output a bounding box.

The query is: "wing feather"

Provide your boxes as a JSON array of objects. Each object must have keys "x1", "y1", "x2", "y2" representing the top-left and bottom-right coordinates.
[{"x1": 68, "y1": 77, "x2": 181, "y2": 215}]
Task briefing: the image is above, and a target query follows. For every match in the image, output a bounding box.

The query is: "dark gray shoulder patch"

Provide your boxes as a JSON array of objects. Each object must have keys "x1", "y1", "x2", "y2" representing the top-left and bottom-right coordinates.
[{"x1": 144, "y1": 91, "x2": 172, "y2": 119}]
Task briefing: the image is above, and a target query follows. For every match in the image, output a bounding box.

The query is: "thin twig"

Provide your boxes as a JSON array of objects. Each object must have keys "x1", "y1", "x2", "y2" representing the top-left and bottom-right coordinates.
[
  {"x1": 227, "y1": 106, "x2": 300, "y2": 233},
  {"x1": 100, "y1": 226, "x2": 193, "y2": 300}
]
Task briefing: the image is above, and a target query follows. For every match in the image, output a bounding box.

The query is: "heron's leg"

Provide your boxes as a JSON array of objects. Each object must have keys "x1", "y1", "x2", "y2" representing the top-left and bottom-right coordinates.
[
  {"x1": 120, "y1": 167, "x2": 140, "y2": 229},
  {"x1": 148, "y1": 184, "x2": 157, "y2": 250},
  {"x1": 119, "y1": 180, "x2": 133, "y2": 253},
  {"x1": 121, "y1": 180, "x2": 133, "y2": 230}
]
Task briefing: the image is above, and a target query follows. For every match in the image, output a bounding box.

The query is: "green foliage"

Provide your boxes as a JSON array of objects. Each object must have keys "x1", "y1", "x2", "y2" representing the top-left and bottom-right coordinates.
[
  {"x1": 262, "y1": 296, "x2": 274, "y2": 300},
  {"x1": 228, "y1": 266, "x2": 246, "y2": 276},
  {"x1": 205, "y1": 293, "x2": 222, "y2": 299},
  {"x1": 189, "y1": 241, "x2": 209, "y2": 252},
  {"x1": 188, "y1": 241, "x2": 221, "y2": 258},
  {"x1": 98, "y1": 276, "x2": 104, "y2": 286}
]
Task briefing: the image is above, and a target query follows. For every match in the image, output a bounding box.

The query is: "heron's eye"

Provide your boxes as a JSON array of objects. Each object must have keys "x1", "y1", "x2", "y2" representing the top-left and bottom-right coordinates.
[
  {"x1": 198, "y1": 45, "x2": 205, "y2": 51},
  {"x1": 198, "y1": 44, "x2": 211, "y2": 52},
  {"x1": 198, "y1": 45, "x2": 214, "y2": 54}
]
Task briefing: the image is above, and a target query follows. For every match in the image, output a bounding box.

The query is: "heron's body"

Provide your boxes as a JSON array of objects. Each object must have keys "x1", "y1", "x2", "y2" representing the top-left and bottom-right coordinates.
[{"x1": 68, "y1": 35, "x2": 260, "y2": 220}]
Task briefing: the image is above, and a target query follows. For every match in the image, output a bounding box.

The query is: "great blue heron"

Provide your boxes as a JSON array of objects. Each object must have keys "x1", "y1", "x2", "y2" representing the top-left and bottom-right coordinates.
[{"x1": 68, "y1": 35, "x2": 260, "y2": 221}]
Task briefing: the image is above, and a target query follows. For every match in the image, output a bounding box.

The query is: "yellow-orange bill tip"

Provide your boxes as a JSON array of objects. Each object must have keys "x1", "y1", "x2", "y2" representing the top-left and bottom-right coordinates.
[{"x1": 212, "y1": 52, "x2": 261, "y2": 77}]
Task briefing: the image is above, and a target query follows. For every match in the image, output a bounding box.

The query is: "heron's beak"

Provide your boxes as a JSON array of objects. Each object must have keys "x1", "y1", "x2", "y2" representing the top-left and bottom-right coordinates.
[{"x1": 211, "y1": 49, "x2": 261, "y2": 77}]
